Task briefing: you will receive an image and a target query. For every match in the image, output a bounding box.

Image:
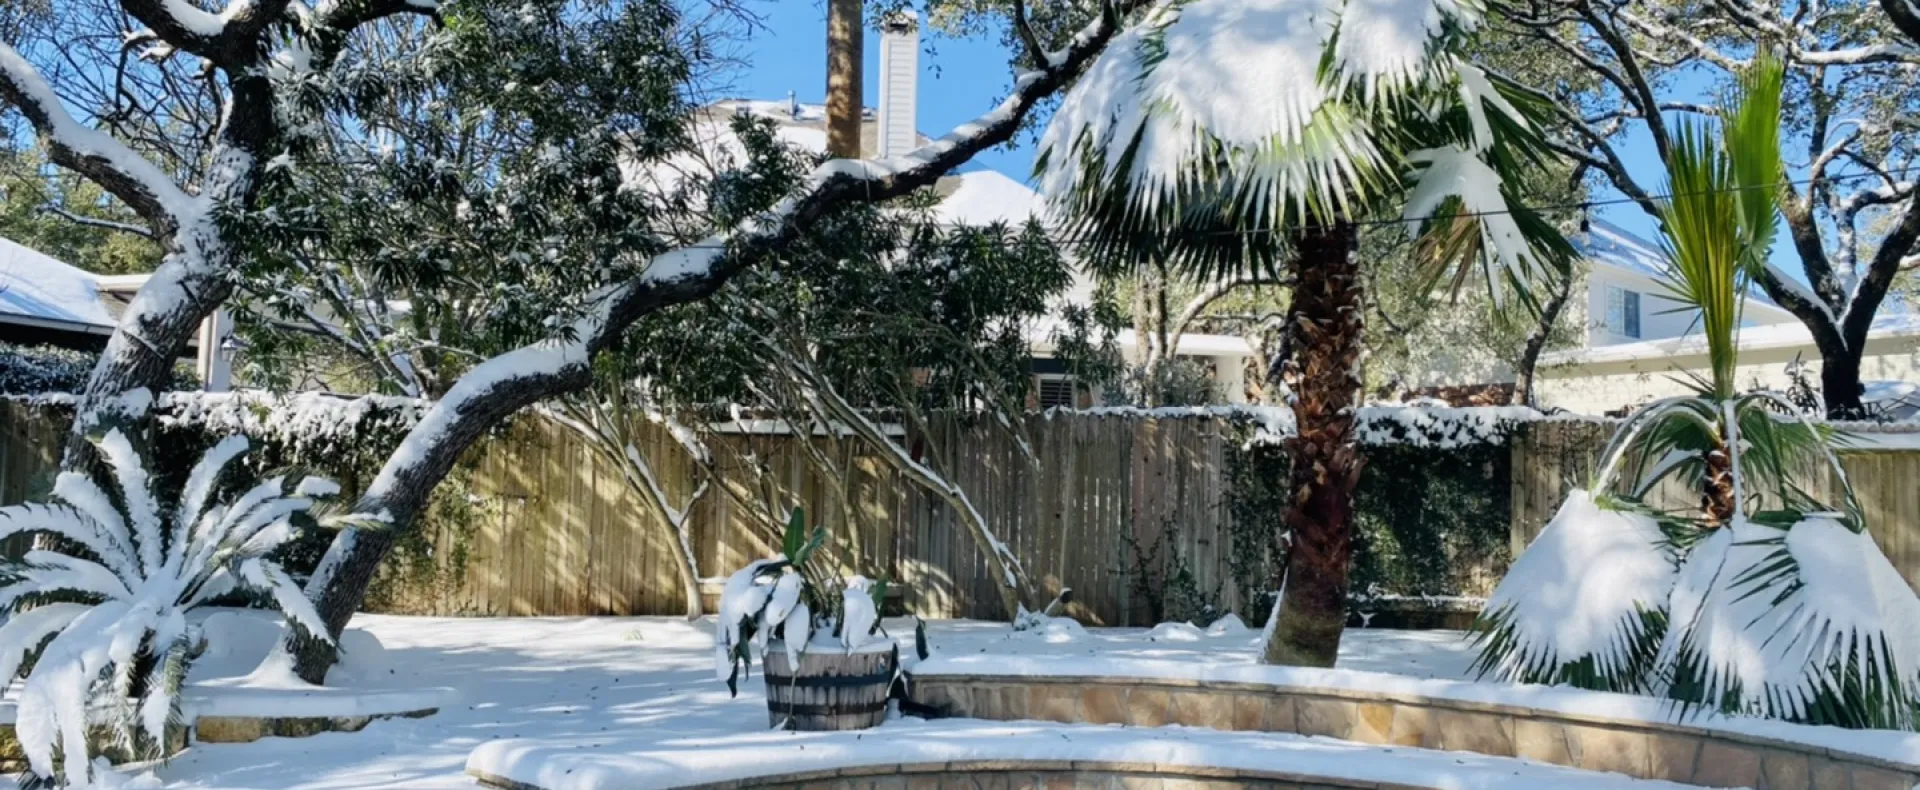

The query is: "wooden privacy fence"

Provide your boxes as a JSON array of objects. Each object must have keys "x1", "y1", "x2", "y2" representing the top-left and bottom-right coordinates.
[
  {"x1": 1511, "y1": 420, "x2": 1920, "y2": 592},
  {"x1": 373, "y1": 412, "x2": 1254, "y2": 624},
  {"x1": 5, "y1": 397, "x2": 1920, "y2": 624}
]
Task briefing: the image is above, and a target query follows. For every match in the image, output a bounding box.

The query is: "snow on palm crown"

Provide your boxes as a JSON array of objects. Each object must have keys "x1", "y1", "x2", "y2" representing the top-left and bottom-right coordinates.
[
  {"x1": 0, "y1": 430, "x2": 336, "y2": 787},
  {"x1": 1035, "y1": 0, "x2": 1551, "y2": 294}
]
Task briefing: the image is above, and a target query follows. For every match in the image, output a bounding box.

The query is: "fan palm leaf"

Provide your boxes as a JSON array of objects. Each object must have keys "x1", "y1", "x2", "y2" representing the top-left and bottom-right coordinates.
[{"x1": 1034, "y1": 0, "x2": 1573, "y2": 289}]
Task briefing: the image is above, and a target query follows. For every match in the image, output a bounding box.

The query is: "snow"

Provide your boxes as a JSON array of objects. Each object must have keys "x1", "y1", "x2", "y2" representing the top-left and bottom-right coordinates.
[
  {"x1": 0, "y1": 236, "x2": 116, "y2": 329},
  {"x1": 839, "y1": 576, "x2": 880, "y2": 652},
  {"x1": 160, "y1": 0, "x2": 232, "y2": 37},
  {"x1": 1554, "y1": 310, "x2": 1920, "y2": 366},
  {"x1": 60, "y1": 613, "x2": 1920, "y2": 789},
  {"x1": 44, "y1": 617, "x2": 1470, "y2": 789},
  {"x1": 0, "y1": 48, "x2": 191, "y2": 218},
  {"x1": 0, "y1": 435, "x2": 340, "y2": 786},
  {"x1": 1657, "y1": 516, "x2": 1920, "y2": 725},
  {"x1": 469, "y1": 717, "x2": 1701, "y2": 790},
  {"x1": 932, "y1": 171, "x2": 1048, "y2": 227},
  {"x1": 1478, "y1": 490, "x2": 1675, "y2": 683},
  {"x1": 1400, "y1": 144, "x2": 1545, "y2": 300},
  {"x1": 153, "y1": 392, "x2": 429, "y2": 453},
  {"x1": 912, "y1": 650, "x2": 1920, "y2": 770},
  {"x1": 1037, "y1": 0, "x2": 1477, "y2": 220},
  {"x1": 1057, "y1": 404, "x2": 1566, "y2": 448},
  {"x1": 1143, "y1": 621, "x2": 1204, "y2": 642}
]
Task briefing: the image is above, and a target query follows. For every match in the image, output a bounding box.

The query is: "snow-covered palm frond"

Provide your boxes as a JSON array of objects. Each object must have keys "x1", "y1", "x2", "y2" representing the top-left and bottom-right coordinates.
[
  {"x1": 1035, "y1": 0, "x2": 1566, "y2": 288},
  {"x1": 0, "y1": 427, "x2": 339, "y2": 788},
  {"x1": 1474, "y1": 490, "x2": 1675, "y2": 692},
  {"x1": 1660, "y1": 516, "x2": 1920, "y2": 729},
  {"x1": 1400, "y1": 145, "x2": 1547, "y2": 304}
]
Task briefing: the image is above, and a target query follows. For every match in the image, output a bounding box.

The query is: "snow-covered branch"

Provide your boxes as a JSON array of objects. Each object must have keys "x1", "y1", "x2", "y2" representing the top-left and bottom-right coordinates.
[{"x1": 0, "y1": 44, "x2": 189, "y2": 231}]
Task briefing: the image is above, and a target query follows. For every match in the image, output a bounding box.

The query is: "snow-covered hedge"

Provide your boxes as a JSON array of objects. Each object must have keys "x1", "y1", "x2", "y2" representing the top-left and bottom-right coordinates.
[
  {"x1": 1052, "y1": 404, "x2": 1606, "y2": 448},
  {"x1": 0, "y1": 344, "x2": 94, "y2": 395},
  {"x1": 3, "y1": 391, "x2": 434, "y2": 583},
  {"x1": 0, "y1": 343, "x2": 200, "y2": 396}
]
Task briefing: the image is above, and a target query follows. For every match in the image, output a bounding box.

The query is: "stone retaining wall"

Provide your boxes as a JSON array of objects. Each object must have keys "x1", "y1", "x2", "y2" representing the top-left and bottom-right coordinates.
[
  {"x1": 909, "y1": 675, "x2": 1920, "y2": 790},
  {"x1": 472, "y1": 759, "x2": 1491, "y2": 790},
  {"x1": 0, "y1": 707, "x2": 439, "y2": 770}
]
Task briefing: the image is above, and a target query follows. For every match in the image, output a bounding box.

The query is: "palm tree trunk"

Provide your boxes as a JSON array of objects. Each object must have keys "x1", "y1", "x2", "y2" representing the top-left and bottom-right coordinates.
[
  {"x1": 1703, "y1": 436, "x2": 1736, "y2": 526},
  {"x1": 1264, "y1": 220, "x2": 1365, "y2": 668}
]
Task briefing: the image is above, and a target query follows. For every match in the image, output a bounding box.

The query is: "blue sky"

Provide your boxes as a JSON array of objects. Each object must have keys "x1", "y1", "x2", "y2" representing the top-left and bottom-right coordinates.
[
  {"x1": 725, "y1": 4, "x2": 1793, "y2": 274},
  {"x1": 726, "y1": 0, "x2": 1035, "y2": 178}
]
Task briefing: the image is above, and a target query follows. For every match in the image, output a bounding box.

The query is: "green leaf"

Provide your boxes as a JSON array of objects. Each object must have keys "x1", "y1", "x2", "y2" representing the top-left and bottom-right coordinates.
[{"x1": 782, "y1": 506, "x2": 805, "y2": 560}]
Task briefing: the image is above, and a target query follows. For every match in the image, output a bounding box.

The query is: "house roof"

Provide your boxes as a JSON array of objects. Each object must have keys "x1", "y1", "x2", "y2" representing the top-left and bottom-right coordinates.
[
  {"x1": 1543, "y1": 310, "x2": 1920, "y2": 366},
  {"x1": 0, "y1": 236, "x2": 116, "y2": 332},
  {"x1": 932, "y1": 170, "x2": 1048, "y2": 228},
  {"x1": 1575, "y1": 219, "x2": 1667, "y2": 280},
  {"x1": 1576, "y1": 219, "x2": 1789, "y2": 319}
]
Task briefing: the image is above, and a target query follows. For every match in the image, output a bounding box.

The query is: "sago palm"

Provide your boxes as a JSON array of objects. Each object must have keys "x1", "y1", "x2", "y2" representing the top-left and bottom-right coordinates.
[
  {"x1": 1036, "y1": 0, "x2": 1571, "y2": 666},
  {"x1": 0, "y1": 426, "x2": 338, "y2": 787},
  {"x1": 1476, "y1": 57, "x2": 1920, "y2": 730}
]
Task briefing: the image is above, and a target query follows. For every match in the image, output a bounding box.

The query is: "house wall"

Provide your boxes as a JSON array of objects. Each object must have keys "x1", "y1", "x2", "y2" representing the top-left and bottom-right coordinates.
[
  {"x1": 1582, "y1": 266, "x2": 1795, "y2": 347},
  {"x1": 1582, "y1": 265, "x2": 1789, "y2": 345},
  {"x1": 1535, "y1": 333, "x2": 1920, "y2": 415}
]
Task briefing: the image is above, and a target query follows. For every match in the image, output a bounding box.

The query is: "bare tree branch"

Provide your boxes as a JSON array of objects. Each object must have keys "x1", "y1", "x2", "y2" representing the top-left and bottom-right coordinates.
[{"x1": 38, "y1": 204, "x2": 155, "y2": 238}]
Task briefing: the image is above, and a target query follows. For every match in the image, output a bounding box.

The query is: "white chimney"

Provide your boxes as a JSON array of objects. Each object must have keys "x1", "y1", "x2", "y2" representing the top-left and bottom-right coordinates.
[{"x1": 876, "y1": 11, "x2": 919, "y2": 159}]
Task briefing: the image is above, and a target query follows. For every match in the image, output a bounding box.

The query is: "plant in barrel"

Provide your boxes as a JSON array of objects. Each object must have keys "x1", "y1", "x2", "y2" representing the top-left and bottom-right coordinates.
[
  {"x1": 713, "y1": 507, "x2": 920, "y2": 730},
  {"x1": 1474, "y1": 57, "x2": 1920, "y2": 729},
  {"x1": 1034, "y1": 0, "x2": 1573, "y2": 666},
  {"x1": 712, "y1": 507, "x2": 911, "y2": 693}
]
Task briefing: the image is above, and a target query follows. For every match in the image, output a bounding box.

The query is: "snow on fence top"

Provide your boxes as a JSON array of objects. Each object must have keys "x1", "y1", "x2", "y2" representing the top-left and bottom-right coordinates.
[
  {"x1": 4, "y1": 390, "x2": 431, "y2": 454},
  {"x1": 13, "y1": 391, "x2": 1912, "y2": 452},
  {"x1": 1052, "y1": 404, "x2": 1610, "y2": 448}
]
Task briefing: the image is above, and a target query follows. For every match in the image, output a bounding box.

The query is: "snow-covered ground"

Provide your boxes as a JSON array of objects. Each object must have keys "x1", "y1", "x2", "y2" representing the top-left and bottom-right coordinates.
[
  {"x1": 63, "y1": 613, "x2": 1482, "y2": 789},
  {"x1": 47, "y1": 613, "x2": 1785, "y2": 789}
]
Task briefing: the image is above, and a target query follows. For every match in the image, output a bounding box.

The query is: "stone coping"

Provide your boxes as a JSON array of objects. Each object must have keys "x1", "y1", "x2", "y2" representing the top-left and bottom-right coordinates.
[
  {"x1": 471, "y1": 759, "x2": 1456, "y2": 790},
  {"x1": 910, "y1": 654, "x2": 1920, "y2": 771},
  {"x1": 463, "y1": 718, "x2": 1702, "y2": 790},
  {"x1": 0, "y1": 702, "x2": 443, "y2": 770},
  {"x1": 909, "y1": 672, "x2": 1920, "y2": 790}
]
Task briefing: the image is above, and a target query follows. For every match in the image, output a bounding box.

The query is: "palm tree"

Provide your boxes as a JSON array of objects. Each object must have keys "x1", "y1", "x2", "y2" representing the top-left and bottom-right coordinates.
[
  {"x1": 1476, "y1": 57, "x2": 1920, "y2": 730},
  {"x1": 1035, "y1": 0, "x2": 1571, "y2": 665}
]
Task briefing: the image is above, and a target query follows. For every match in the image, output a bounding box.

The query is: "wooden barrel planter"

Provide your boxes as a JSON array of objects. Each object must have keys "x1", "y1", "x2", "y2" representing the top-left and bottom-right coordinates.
[{"x1": 763, "y1": 644, "x2": 897, "y2": 731}]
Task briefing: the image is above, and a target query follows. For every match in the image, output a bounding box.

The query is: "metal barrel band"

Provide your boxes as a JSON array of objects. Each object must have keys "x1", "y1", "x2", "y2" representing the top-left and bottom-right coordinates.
[{"x1": 762, "y1": 671, "x2": 893, "y2": 688}]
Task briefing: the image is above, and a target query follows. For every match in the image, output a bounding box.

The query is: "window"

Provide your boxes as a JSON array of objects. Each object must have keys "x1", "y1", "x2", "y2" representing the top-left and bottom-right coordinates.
[
  {"x1": 1036, "y1": 375, "x2": 1079, "y2": 409},
  {"x1": 1606, "y1": 286, "x2": 1642, "y2": 339}
]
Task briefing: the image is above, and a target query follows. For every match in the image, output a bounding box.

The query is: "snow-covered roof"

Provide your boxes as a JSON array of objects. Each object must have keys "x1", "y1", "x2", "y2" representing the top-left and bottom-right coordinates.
[
  {"x1": 1544, "y1": 311, "x2": 1920, "y2": 366},
  {"x1": 1577, "y1": 220, "x2": 1786, "y2": 317},
  {"x1": 0, "y1": 236, "x2": 115, "y2": 331},
  {"x1": 934, "y1": 171, "x2": 1047, "y2": 227},
  {"x1": 1575, "y1": 220, "x2": 1666, "y2": 280}
]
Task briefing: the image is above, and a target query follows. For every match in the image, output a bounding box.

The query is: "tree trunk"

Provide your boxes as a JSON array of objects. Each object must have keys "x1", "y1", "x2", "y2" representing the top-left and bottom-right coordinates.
[
  {"x1": 1263, "y1": 220, "x2": 1364, "y2": 668},
  {"x1": 673, "y1": 532, "x2": 703, "y2": 620},
  {"x1": 1510, "y1": 276, "x2": 1571, "y2": 407},
  {"x1": 825, "y1": 0, "x2": 863, "y2": 158},
  {"x1": 1820, "y1": 350, "x2": 1866, "y2": 419},
  {"x1": 289, "y1": 357, "x2": 598, "y2": 682},
  {"x1": 1702, "y1": 436, "x2": 1736, "y2": 526}
]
